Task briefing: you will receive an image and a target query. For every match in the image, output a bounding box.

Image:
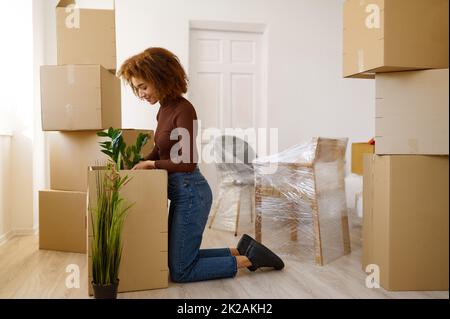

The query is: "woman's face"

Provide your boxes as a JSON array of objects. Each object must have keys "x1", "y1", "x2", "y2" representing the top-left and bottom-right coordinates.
[{"x1": 131, "y1": 77, "x2": 159, "y2": 105}]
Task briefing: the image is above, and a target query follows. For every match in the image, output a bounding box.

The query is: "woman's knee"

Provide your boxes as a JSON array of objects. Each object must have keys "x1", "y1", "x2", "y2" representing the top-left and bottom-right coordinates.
[{"x1": 170, "y1": 269, "x2": 190, "y2": 283}]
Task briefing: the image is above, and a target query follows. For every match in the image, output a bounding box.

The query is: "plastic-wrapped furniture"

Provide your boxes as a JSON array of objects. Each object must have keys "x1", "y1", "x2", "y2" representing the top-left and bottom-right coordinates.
[
  {"x1": 208, "y1": 135, "x2": 257, "y2": 236},
  {"x1": 253, "y1": 137, "x2": 351, "y2": 265}
]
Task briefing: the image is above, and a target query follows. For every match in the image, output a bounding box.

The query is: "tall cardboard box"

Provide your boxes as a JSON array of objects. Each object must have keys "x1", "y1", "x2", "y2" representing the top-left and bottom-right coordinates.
[
  {"x1": 351, "y1": 143, "x2": 375, "y2": 175},
  {"x1": 343, "y1": 0, "x2": 449, "y2": 78},
  {"x1": 40, "y1": 65, "x2": 121, "y2": 131},
  {"x1": 39, "y1": 190, "x2": 87, "y2": 254},
  {"x1": 87, "y1": 168, "x2": 169, "y2": 294},
  {"x1": 362, "y1": 155, "x2": 449, "y2": 291},
  {"x1": 49, "y1": 130, "x2": 155, "y2": 192},
  {"x1": 56, "y1": 0, "x2": 117, "y2": 70},
  {"x1": 375, "y1": 69, "x2": 449, "y2": 155}
]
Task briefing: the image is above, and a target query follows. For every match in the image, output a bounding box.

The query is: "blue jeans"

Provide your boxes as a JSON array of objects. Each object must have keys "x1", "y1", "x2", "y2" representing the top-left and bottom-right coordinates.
[{"x1": 168, "y1": 167, "x2": 238, "y2": 283}]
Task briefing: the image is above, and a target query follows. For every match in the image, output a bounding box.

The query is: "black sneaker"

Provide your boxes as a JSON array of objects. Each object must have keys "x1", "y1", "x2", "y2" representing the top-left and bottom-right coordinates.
[
  {"x1": 236, "y1": 234, "x2": 253, "y2": 256},
  {"x1": 236, "y1": 234, "x2": 258, "y2": 271},
  {"x1": 245, "y1": 240, "x2": 285, "y2": 272}
]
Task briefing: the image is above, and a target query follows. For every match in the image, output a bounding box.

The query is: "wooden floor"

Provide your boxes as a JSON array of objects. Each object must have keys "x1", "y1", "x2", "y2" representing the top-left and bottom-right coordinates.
[{"x1": 0, "y1": 214, "x2": 448, "y2": 299}]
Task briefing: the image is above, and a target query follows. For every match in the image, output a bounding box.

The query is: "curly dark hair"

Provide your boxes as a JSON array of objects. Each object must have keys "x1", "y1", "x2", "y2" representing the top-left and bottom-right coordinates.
[{"x1": 117, "y1": 47, "x2": 188, "y2": 103}]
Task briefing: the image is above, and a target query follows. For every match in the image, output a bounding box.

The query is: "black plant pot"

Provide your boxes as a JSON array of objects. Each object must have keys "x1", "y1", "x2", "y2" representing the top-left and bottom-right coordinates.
[{"x1": 92, "y1": 280, "x2": 119, "y2": 299}]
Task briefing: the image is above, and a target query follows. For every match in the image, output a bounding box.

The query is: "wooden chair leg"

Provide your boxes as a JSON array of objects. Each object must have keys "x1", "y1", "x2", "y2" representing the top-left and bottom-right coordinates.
[
  {"x1": 341, "y1": 212, "x2": 351, "y2": 255},
  {"x1": 208, "y1": 192, "x2": 222, "y2": 229},
  {"x1": 311, "y1": 198, "x2": 323, "y2": 266},
  {"x1": 234, "y1": 188, "x2": 242, "y2": 237},
  {"x1": 249, "y1": 186, "x2": 253, "y2": 223},
  {"x1": 311, "y1": 172, "x2": 324, "y2": 266},
  {"x1": 290, "y1": 201, "x2": 298, "y2": 241},
  {"x1": 255, "y1": 185, "x2": 262, "y2": 243},
  {"x1": 339, "y1": 162, "x2": 351, "y2": 255}
]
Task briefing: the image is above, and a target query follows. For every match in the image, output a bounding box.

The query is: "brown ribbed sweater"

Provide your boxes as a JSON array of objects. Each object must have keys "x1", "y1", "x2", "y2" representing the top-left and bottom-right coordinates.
[{"x1": 144, "y1": 96, "x2": 198, "y2": 173}]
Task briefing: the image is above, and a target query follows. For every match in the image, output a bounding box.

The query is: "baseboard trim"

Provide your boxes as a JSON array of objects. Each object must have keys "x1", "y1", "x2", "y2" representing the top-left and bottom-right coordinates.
[
  {"x1": 0, "y1": 228, "x2": 39, "y2": 246},
  {"x1": 0, "y1": 231, "x2": 14, "y2": 246},
  {"x1": 13, "y1": 228, "x2": 39, "y2": 236}
]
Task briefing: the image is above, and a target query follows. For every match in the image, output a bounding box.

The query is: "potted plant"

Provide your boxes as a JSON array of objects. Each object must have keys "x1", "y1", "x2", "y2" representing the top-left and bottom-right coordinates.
[
  {"x1": 90, "y1": 156, "x2": 133, "y2": 299},
  {"x1": 89, "y1": 128, "x2": 149, "y2": 298},
  {"x1": 97, "y1": 127, "x2": 149, "y2": 170}
]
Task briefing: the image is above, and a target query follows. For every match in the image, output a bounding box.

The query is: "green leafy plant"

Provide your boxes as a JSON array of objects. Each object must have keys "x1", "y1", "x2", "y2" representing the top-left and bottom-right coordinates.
[
  {"x1": 97, "y1": 128, "x2": 149, "y2": 170},
  {"x1": 90, "y1": 158, "x2": 133, "y2": 291}
]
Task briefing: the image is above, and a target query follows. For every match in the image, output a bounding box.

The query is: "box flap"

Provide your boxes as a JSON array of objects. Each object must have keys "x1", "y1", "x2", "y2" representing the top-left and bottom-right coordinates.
[{"x1": 57, "y1": 0, "x2": 75, "y2": 8}]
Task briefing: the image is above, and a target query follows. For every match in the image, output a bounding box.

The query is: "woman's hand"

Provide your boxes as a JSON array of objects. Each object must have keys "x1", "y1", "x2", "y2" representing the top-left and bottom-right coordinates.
[{"x1": 132, "y1": 160, "x2": 156, "y2": 170}]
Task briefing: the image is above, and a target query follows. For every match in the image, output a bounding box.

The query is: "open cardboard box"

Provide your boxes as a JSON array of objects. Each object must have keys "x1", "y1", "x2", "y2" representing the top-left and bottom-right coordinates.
[{"x1": 87, "y1": 167, "x2": 169, "y2": 294}]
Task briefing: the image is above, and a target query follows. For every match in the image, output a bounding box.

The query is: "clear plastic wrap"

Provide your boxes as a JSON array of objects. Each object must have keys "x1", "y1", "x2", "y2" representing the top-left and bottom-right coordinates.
[{"x1": 253, "y1": 137, "x2": 351, "y2": 265}]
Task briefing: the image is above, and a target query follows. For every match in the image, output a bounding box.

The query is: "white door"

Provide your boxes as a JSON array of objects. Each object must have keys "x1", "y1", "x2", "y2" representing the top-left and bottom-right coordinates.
[{"x1": 189, "y1": 28, "x2": 264, "y2": 194}]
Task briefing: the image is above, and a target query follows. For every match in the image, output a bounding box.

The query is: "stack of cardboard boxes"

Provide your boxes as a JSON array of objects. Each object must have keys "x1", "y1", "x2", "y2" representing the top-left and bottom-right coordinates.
[
  {"x1": 344, "y1": 0, "x2": 449, "y2": 291},
  {"x1": 39, "y1": 1, "x2": 168, "y2": 294},
  {"x1": 39, "y1": 0, "x2": 122, "y2": 255}
]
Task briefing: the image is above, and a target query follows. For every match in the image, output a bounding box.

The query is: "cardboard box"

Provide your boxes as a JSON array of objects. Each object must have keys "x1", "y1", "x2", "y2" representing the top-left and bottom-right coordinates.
[
  {"x1": 40, "y1": 65, "x2": 121, "y2": 131},
  {"x1": 343, "y1": 0, "x2": 449, "y2": 78},
  {"x1": 362, "y1": 155, "x2": 449, "y2": 291},
  {"x1": 39, "y1": 190, "x2": 87, "y2": 254},
  {"x1": 56, "y1": 0, "x2": 116, "y2": 70},
  {"x1": 122, "y1": 129, "x2": 155, "y2": 158},
  {"x1": 49, "y1": 130, "x2": 155, "y2": 192},
  {"x1": 351, "y1": 143, "x2": 375, "y2": 175},
  {"x1": 87, "y1": 168, "x2": 168, "y2": 294},
  {"x1": 375, "y1": 69, "x2": 449, "y2": 155}
]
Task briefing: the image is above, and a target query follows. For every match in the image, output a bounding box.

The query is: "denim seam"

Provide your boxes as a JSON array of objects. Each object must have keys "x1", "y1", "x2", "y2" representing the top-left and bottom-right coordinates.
[
  {"x1": 179, "y1": 181, "x2": 194, "y2": 278},
  {"x1": 231, "y1": 256, "x2": 238, "y2": 277},
  {"x1": 178, "y1": 181, "x2": 189, "y2": 277}
]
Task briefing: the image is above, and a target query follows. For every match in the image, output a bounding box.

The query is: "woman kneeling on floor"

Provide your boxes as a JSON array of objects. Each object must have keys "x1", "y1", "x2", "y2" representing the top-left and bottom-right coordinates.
[{"x1": 118, "y1": 47, "x2": 284, "y2": 283}]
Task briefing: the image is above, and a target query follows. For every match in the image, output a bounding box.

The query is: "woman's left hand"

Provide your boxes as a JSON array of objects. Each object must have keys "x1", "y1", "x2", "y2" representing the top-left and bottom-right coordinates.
[{"x1": 132, "y1": 160, "x2": 156, "y2": 170}]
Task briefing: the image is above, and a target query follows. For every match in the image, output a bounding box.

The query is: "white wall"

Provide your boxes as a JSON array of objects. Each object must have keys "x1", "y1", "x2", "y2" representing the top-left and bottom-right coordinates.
[
  {"x1": 0, "y1": 136, "x2": 12, "y2": 243},
  {"x1": 32, "y1": 0, "x2": 58, "y2": 233},
  {"x1": 0, "y1": 0, "x2": 55, "y2": 241},
  {"x1": 0, "y1": 2, "x2": 35, "y2": 240},
  {"x1": 2, "y1": 0, "x2": 374, "y2": 240},
  {"x1": 116, "y1": 0, "x2": 375, "y2": 168}
]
